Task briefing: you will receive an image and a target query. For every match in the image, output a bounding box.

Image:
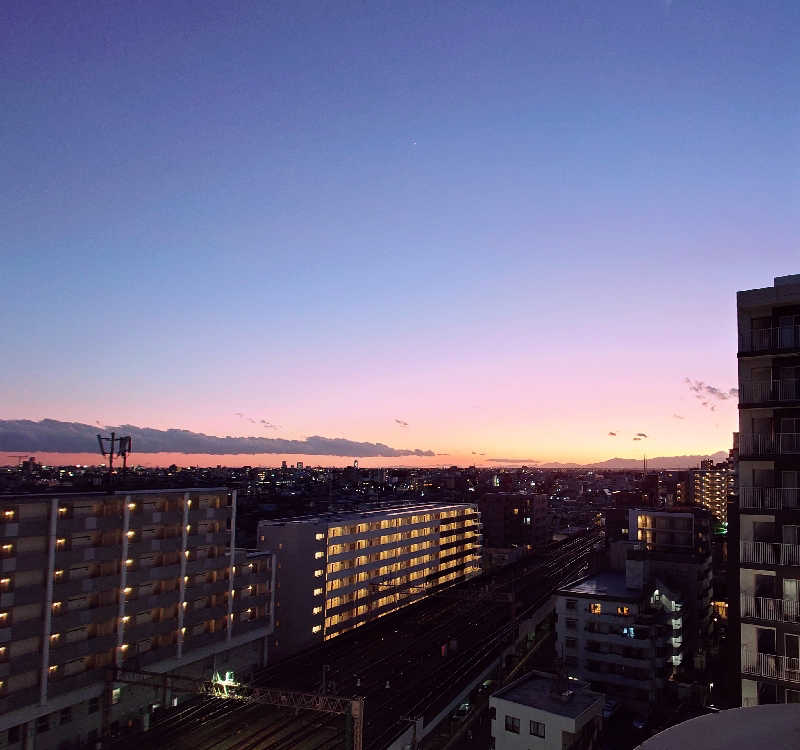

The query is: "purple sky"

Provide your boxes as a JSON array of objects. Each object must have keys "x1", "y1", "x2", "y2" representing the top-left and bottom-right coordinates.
[{"x1": 1, "y1": 1, "x2": 797, "y2": 464}]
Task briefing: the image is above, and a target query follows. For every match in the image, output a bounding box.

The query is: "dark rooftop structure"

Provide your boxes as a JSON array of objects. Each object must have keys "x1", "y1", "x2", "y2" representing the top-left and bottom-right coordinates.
[{"x1": 493, "y1": 671, "x2": 604, "y2": 719}]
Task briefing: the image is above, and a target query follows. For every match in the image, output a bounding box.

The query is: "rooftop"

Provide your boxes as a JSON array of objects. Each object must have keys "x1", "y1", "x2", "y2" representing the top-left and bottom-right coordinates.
[
  {"x1": 2, "y1": 487, "x2": 229, "y2": 502},
  {"x1": 493, "y1": 671, "x2": 603, "y2": 720},
  {"x1": 637, "y1": 704, "x2": 800, "y2": 749},
  {"x1": 558, "y1": 572, "x2": 640, "y2": 601},
  {"x1": 259, "y1": 501, "x2": 477, "y2": 525}
]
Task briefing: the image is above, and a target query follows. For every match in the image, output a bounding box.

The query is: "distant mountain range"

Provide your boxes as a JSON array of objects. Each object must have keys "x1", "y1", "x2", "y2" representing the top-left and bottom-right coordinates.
[{"x1": 498, "y1": 452, "x2": 729, "y2": 470}]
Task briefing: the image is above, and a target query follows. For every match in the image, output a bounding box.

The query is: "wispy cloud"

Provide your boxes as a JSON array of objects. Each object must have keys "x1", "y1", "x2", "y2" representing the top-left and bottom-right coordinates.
[
  {"x1": 684, "y1": 378, "x2": 738, "y2": 409},
  {"x1": 0, "y1": 419, "x2": 435, "y2": 458},
  {"x1": 608, "y1": 431, "x2": 617, "y2": 437},
  {"x1": 635, "y1": 432, "x2": 648, "y2": 438},
  {"x1": 394, "y1": 419, "x2": 409, "y2": 428},
  {"x1": 673, "y1": 414, "x2": 685, "y2": 420}
]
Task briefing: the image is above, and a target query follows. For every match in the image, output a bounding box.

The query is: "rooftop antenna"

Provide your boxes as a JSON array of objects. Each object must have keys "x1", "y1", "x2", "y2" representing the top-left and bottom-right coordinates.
[{"x1": 97, "y1": 432, "x2": 132, "y2": 481}]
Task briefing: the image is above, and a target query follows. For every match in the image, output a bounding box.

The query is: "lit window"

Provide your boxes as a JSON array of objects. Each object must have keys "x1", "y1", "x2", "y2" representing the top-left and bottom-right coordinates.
[
  {"x1": 51, "y1": 602, "x2": 61, "y2": 612},
  {"x1": 617, "y1": 606, "x2": 630, "y2": 616},
  {"x1": 49, "y1": 665, "x2": 58, "y2": 672},
  {"x1": 3, "y1": 510, "x2": 14, "y2": 520},
  {"x1": 312, "y1": 606, "x2": 322, "y2": 615},
  {"x1": 590, "y1": 603, "x2": 602, "y2": 615},
  {"x1": 126, "y1": 531, "x2": 135, "y2": 538},
  {"x1": 313, "y1": 587, "x2": 323, "y2": 596},
  {"x1": 55, "y1": 538, "x2": 66, "y2": 549},
  {"x1": 314, "y1": 569, "x2": 323, "y2": 578},
  {"x1": 58, "y1": 507, "x2": 68, "y2": 515},
  {"x1": 314, "y1": 551, "x2": 324, "y2": 559},
  {"x1": 112, "y1": 687, "x2": 121, "y2": 705},
  {"x1": 54, "y1": 570, "x2": 63, "y2": 579},
  {"x1": 125, "y1": 559, "x2": 133, "y2": 566},
  {"x1": 123, "y1": 587, "x2": 132, "y2": 595},
  {"x1": 128, "y1": 503, "x2": 136, "y2": 510},
  {"x1": 315, "y1": 533, "x2": 325, "y2": 541},
  {"x1": 312, "y1": 625, "x2": 322, "y2": 634}
]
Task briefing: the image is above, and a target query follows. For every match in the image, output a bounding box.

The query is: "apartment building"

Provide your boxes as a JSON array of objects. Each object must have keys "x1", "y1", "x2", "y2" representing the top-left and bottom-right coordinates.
[
  {"x1": 628, "y1": 508, "x2": 714, "y2": 657},
  {"x1": 735, "y1": 274, "x2": 800, "y2": 706},
  {"x1": 0, "y1": 489, "x2": 274, "y2": 749},
  {"x1": 258, "y1": 502, "x2": 481, "y2": 659},
  {"x1": 691, "y1": 461, "x2": 733, "y2": 524},
  {"x1": 555, "y1": 571, "x2": 684, "y2": 713},
  {"x1": 478, "y1": 493, "x2": 551, "y2": 551},
  {"x1": 490, "y1": 671, "x2": 604, "y2": 750}
]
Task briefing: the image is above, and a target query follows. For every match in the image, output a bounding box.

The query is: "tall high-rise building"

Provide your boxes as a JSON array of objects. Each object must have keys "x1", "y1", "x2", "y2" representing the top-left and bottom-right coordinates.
[
  {"x1": 735, "y1": 274, "x2": 800, "y2": 706},
  {"x1": 691, "y1": 462, "x2": 733, "y2": 524}
]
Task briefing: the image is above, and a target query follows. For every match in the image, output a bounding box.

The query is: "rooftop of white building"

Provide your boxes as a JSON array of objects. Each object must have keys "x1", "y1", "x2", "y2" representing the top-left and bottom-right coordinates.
[
  {"x1": 493, "y1": 671, "x2": 603, "y2": 720},
  {"x1": 558, "y1": 572, "x2": 641, "y2": 601},
  {"x1": 259, "y1": 501, "x2": 477, "y2": 525}
]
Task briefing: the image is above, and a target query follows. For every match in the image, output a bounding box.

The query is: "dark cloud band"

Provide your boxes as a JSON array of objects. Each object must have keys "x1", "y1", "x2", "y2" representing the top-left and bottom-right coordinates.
[{"x1": 0, "y1": 419, "x2": 435, "y2": 458}]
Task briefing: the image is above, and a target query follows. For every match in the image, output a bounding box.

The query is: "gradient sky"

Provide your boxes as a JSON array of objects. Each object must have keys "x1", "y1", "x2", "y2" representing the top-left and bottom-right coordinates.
[{"x1": 1, "y1": 1, "x2": 798, "y2": 465}]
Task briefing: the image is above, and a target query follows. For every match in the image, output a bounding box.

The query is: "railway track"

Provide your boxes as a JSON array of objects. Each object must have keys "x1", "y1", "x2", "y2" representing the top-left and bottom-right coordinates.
[{"x1": 111, "y1": 532, "x2": 600, "y2": 750}]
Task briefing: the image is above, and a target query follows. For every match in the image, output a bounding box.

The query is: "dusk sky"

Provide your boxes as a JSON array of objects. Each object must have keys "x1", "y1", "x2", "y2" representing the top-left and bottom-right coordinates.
[{"x1": 1, "y1": 1, "x2": 797, "y2": 466}]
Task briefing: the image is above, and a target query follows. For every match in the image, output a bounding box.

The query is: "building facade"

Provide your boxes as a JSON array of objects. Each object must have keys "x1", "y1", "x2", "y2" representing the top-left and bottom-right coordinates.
[
  {"x1": 555, "y1": 572, "x2": 684, "y2": 714},
  {"x1": 736, "y1": 274, "x2": 800, "y2": 706},
  {"x1": 0, "y1": 489, "x2": 274, "y2": 749},
  {"x1": 628, "y1": 508, "x2": 714, "y2": 657},
  {"x1": 258, "y1": 502, "x2": 481, "y2": 659},
  {"x1": 691, "y1": 462, "x2": 733, "y2": 525},
  {"x1": 478, "y1": 493, "x2": 551, "y2": 555},
  {"x1": 490, "y1": 671, "x2": 604, "y2": 750}
]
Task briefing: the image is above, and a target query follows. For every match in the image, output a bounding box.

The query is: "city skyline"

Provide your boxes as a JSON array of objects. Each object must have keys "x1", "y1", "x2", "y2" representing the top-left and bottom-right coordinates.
[{"x1": 3, "y1": 2, "x2": 796, "y2": 464}]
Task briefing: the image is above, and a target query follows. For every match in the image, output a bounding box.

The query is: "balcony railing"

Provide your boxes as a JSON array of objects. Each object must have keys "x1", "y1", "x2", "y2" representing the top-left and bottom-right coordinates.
[
  {"x1": 741, "y1": 649, "x2": 800, "y2": 683},
  {"x1": 740, "y1": 540, "x2": 800, "y2": 566},
  {"x1": 739, "y1": 379, "x2": 800, "y2": 404},
  {"x1": 740, "y1": 487, "x2": 800, "y2": 510},
  {"x1": 739, "y1": 433, "x2": 800, "y2": 457},
  {"x1": 740, "y1": 594, "x2": 800, "y2": 623},
  {"x1": 739, "y1": 326, "x2": 800, "y2": 354}
]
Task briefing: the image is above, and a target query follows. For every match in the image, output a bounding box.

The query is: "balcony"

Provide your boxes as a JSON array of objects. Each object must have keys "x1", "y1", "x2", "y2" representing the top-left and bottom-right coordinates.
[
  {"x1": 741, "y1": 649, "x2": 800, "y2": 683},
  {"x1": 739, "y1": 325, "x2": 800, "y2": 354},
  {"x1": 740, "y1": 540, "x2": 800, "y2": 566},
  {"x1": 740, "y1": 487, "x2": 800, "y2": 511},
  {"x1": 739, "y1": 379, "x2": 800, "y2": 405},
  {"x1": 739, "y1": 433, "x2": 800, "y2": 457},
  {"x1": 741, "y1": 594, "x2": 800, "y2": 623}
]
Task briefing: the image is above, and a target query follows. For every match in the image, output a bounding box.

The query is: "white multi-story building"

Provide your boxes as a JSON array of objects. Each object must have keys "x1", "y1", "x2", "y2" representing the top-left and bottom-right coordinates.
[
  {"x1": 555, "y1": 571, "x2": 683, "y2": 714},
  {"x1": 736, "y1": 274, "x2": 800, "y2": 706},
  {"x1": 490, "y1": 670, "x2": 603, "y2": 750},
  {"x1": 258, "y1": 502, "x2": 481, "y2": 659}
]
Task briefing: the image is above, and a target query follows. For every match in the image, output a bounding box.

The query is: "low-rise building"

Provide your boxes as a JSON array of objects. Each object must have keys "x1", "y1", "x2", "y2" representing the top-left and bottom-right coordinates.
[
  {"x1": 490, "y1": 670, "x2": 604, "y2": 750},
  {"x1": 258, "y1": 502, "x2": 481, "y2": 659},
  {"x1": 0, "y1": 489, "x2": 274, "y2": 750}
]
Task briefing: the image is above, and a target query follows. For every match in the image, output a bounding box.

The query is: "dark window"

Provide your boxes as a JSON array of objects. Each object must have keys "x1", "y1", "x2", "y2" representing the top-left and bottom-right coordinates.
[
  {"x1": 566, "y1": 599, "x2": 577, "y2": 610},
  {"x1": 505, "y1": 715, "x2": 520, "y2": 734},
  {"x1": 530, "y1": 720, "x2": 546, "y2": 738},
  {"x1": 60, "y1": 707, "x2": 72, "y2": 725},
  {"x1": 489, "y1": 706, "x2": 496, "y2": 719},
  {"x1": 566, "y1": 637, "x2": 577, "y2": 649},
  {"x1": 566, "y1": 618, "x2": 577, "y2": 630},
  {"x1": 89, "y1": 697, "x2": 100, "y2": 714},
  {"x1": 8, "y1": 726, "x2": 20, "y2": 744},
  {"x1": 36, "y1": 716, "x2": 49, "y2": 733}
]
